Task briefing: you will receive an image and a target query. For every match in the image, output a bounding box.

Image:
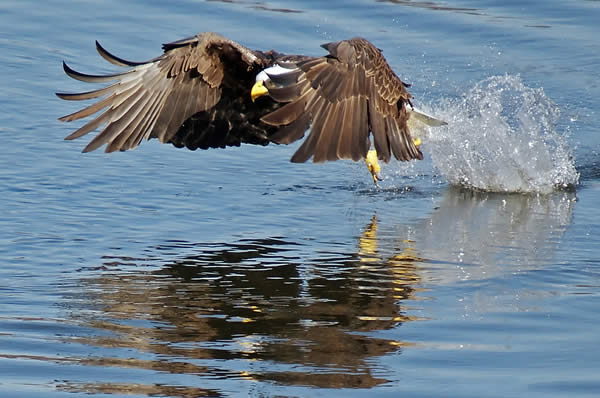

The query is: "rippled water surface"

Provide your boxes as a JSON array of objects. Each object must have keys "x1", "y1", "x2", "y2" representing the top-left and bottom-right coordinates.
[{"x1": 2, "y1": 0, "x2": 600, "y2": 397}]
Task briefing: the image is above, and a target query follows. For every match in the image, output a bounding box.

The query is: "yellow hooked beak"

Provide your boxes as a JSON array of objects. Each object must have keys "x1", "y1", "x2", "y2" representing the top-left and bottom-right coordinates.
[
  {"x1": 365, "y1": 149, "x2": 382, "y2": 187},
  {"x1": 251, "y1": 80, "x2": 269, "y2": 102}
]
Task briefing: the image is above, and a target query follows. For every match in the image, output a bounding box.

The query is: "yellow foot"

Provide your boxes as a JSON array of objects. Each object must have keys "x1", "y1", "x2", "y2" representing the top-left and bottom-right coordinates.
[
  {"x1": 365, "y1": 138, "x2": 420, "y2": 187},
  {"x1": 365, "y1": 149, "x2": 382, "y2": 187}
]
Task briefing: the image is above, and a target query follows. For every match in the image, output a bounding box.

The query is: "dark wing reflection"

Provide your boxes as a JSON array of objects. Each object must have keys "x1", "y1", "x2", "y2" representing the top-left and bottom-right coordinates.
[{"x1": 62, "y1": 230, "x2": 423, "y2": 395}]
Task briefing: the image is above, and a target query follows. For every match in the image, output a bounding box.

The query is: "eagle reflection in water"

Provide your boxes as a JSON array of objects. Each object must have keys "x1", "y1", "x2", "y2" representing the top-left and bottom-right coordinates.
[{"x1": 59, "y1": 216, "x2": 424, "y2": 395}]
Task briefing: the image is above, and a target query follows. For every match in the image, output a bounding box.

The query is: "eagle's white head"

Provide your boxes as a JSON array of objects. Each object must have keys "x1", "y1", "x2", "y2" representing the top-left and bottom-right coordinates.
[{"x1": 251, "y1": 63, "x2": 298, "y2": 102}]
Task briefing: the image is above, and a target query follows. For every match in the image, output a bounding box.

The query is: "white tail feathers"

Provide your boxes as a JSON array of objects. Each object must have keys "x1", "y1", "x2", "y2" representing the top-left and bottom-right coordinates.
[
  {"x1": 407, "y1": 105, "x2": 447, "y2": 127},
  {"x1": 406, "y1": 105, "x2": 447, "y2": 144}
]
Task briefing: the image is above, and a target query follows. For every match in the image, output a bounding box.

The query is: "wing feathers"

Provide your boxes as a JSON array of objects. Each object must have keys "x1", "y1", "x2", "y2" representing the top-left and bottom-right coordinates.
[
  {"x1": 105, "y1": 91, "x2": 156, "y2": 152},
  {"x1": 336, "y1": 100, "x2": 354, "y2": 159},
  {"x1": 57, "y1": 33, "x2": 258, "y2": 152},
  {"x1": 62, "y1": 61, "x2": 130, "y2": 83},
  {"x1": 95, "y1": 41, "x2": 147, "y2": 67},
  {"x1": 106, "y1": 75, "x2": 168, "y2": 152},
  {"x1": 319, "y1": 70, "x2": 345, "y2": 101},
  {"x1": 56, "y1": 83, "x2": 118, "y2": 101},
  {"x1": 269, "y1": 112, "x2": 310, "y2": 145},
  {"x1": 290, "y1": 98, "x2": 328, "y2": 163},
  {"x1": 124, "y1": 89, "x2": 168, "y2": 149},
  {"x1": 353, "y1": 97, "x2": 370, "y2": 161},
  {"x1": 261, "y1": 37, "x2": 422, "y2": 163},
  {"x1": 260, "y1": 94, "x2": 307, "y2": 126},
  {"x1": 64, "y1": 105, "x2": 114, "y2": 141},
  {"x1": 60, "y1": 92, "x2": 117, "y2": 124},
  {"x1": 82, "y1": 86, "x2": 147, "y2": 152}
]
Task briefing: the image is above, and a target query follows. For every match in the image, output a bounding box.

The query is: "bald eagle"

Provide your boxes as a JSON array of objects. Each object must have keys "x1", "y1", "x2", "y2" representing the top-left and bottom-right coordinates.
[{"x1": 57, "y1": 32, "x2": 446, "y2": 184}]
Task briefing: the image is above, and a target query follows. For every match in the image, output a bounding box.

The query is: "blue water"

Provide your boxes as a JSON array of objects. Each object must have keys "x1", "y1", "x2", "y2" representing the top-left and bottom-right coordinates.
[{"x1": 1, "y1": 0, "x2": 600, "y2": 397}]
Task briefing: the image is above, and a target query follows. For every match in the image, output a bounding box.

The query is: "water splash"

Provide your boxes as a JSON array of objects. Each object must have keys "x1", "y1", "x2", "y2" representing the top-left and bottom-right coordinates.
[{"x1": 422, "y1": 75, "x2": 579, "y2": 193}]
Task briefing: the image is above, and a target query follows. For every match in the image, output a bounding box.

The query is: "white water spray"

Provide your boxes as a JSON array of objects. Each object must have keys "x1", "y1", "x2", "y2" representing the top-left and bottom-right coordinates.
[{"x1": 420, "y1": 75, "x2": 579, "y2": 193}]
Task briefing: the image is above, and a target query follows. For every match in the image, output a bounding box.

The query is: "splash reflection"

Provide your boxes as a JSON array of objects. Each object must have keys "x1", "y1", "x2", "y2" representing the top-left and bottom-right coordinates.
[{"x1": 423, "y1": 187, "x2": 575, "y2": 281}]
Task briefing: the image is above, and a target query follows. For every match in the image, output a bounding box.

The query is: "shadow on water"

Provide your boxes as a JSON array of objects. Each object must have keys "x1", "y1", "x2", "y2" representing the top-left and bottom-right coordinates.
[{"x1": 41, "y1": 188, "x2": 575, "y2": 396}]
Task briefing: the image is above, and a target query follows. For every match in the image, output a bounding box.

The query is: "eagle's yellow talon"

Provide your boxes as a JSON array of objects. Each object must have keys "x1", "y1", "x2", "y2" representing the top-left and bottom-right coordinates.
[{"x1": 365, "y1": 149, "x2": 382, "y2": 187}]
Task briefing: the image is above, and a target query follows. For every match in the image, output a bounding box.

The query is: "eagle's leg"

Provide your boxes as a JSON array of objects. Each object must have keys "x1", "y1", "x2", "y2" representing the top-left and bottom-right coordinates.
[
  {"x1": 365, "y1": 137, "x2": 422, "y2": 187},
  {"x1": 365, "y1": 149, "x2": 382, "y2": 187}
]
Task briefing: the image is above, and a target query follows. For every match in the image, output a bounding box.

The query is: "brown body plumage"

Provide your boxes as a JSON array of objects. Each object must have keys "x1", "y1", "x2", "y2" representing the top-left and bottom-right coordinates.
[{"x1": 57, "y1": 33, "x2": 422, "y2": 164}]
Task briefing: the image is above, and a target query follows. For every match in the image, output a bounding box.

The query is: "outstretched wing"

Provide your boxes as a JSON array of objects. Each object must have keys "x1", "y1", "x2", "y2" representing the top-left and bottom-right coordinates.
[
  {"x1": 260, "y1": 37, "x2": 422, "y2": 163},
  {"x1": 57, "y1": 32, "x2": 271, "y2": 153}
]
